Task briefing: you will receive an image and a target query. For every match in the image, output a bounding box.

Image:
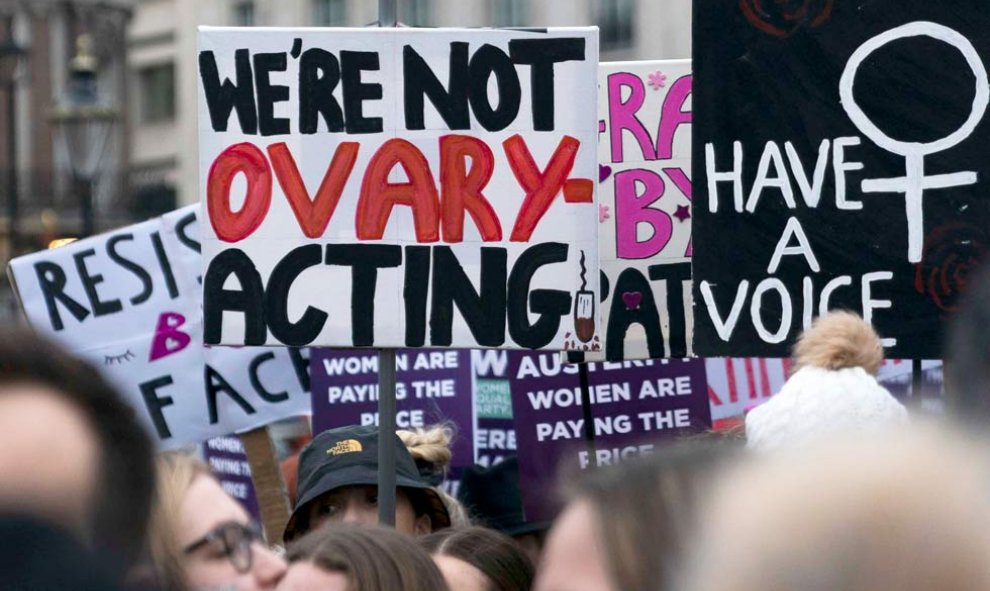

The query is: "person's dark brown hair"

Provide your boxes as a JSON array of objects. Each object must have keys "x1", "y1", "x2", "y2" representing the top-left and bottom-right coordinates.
[
  {"x1": 286, "y1": 524, "x2": 450, "y2": 591},
  {"x1": 567, "y1": 440, "x2": 738, "y2": 591},
  {"x1": 0, "y1": 328, "x2": 154, "y2": 579},
  {"x1": 420, "y1": 525, "x2": 534, "y2": 591}
]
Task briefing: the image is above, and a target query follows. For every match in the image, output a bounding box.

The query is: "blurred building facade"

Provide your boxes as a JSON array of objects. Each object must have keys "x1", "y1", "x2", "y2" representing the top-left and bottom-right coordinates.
[
  {"x1": 128, "y1": 0, "x2": 691, "y2": 207},
  {"x1": 0, "y1": 0, "x2": 171, "y2": 316},
  {"x1": 0, "y1": 0, "x2": 690, "y2": 316},
  {"x1": 2, "y1": 0, "x2": 175, "y2": 238}
]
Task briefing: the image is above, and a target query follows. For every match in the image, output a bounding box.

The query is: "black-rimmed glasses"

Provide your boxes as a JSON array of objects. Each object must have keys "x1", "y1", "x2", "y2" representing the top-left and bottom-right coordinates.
[{"x1": 183, "y1": 521, "x2": 264, "y2": 574}]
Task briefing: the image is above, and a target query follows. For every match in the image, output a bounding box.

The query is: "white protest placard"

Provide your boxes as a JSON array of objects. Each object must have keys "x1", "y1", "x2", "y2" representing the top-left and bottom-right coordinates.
[
  {"x1": 7, "y1": 206, "x2": 310, "y2": 448},
  {"x1": 706, "y1": 357, "x2": 787, "y2": 421},
  {"x1": 198, "y1": 27, "x2": 600, "y2": 351},
  {"x1": 592, "y1": 59, "x2": 693, "y2": 361}
]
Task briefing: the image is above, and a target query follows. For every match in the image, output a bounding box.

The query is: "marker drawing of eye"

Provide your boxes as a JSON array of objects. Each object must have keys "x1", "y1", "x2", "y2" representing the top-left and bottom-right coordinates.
[{"x1": 104, "y1": 349, "x2": 136, "y2": 365}]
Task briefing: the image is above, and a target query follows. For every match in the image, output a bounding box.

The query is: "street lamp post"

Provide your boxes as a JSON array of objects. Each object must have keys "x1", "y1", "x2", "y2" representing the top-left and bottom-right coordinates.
[
  {"x1": 0, "y1": 36, "x2": 26, "y2": 260},
  {"x1": 51, "y1": 34, "x2": 117, "y2": 238}
]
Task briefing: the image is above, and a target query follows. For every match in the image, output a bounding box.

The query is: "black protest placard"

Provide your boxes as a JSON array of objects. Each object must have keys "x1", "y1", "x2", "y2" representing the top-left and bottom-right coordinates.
[{"x1": 692, "y1": 1, "x2": 990, "y2": 358}]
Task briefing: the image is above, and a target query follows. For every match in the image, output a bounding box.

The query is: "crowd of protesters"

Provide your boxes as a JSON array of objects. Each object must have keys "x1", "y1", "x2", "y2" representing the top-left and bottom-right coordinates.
[{"x1": 6, "y1": 269, "x2": 990, "y2": 590}]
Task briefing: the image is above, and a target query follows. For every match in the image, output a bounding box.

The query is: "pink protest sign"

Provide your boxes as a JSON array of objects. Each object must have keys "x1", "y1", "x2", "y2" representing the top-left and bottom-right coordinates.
[{"x1": 594, "y1": 60, "x2": 693, "y2": 361}]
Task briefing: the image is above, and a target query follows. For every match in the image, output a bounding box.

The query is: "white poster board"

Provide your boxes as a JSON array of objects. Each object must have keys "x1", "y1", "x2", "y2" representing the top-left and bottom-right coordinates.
[
  {"x1": 593, "y1": 59, "x2": 692, "y2": 361},
  {"x1": 7, "y1": 206, "x2": 310, "y2": 448},
  {"x1": 198, "y1": 27, "x2": 600, "y2": 351}
]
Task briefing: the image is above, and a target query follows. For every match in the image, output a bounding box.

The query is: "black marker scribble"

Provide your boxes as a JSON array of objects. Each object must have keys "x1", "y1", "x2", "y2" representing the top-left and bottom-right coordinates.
[{"x1": 579, "y1": 250, "x2": 588, "y2": 291}]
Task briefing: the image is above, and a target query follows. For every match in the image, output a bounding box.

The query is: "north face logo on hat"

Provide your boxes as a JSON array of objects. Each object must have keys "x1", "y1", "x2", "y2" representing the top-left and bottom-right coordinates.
[{"x1": 327, "y1": 439, "x2": 363, "y2": 455}]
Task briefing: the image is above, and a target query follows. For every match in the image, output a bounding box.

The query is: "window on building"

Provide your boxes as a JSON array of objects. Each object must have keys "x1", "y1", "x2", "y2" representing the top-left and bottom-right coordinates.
[
  {"x1": 139, "y1": 63, "x2": 176, "y2": 123},
  {"x1": 402, "y1": 0, "x2": 431, "y2": 26},
  {"x1": 598, "y1": 0, "x2": 634, "y2": 50},
  {"x1": 313, "y1": 0, "x2": 347, "y2": 26},
  {"x1": 493, "y1": 0, "x2": 528, "y2": 27},
  {"x1": 232, "y1": 1, "x2": 255, "y2": 26},
  {"x1": 130, "y1": 181, "x2": 177, "y2": 219}
]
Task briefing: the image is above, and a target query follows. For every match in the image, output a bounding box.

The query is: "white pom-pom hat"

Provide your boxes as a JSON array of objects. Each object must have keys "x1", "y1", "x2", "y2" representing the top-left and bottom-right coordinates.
[{"x1": 746, "y1": 312, "x2": 908, "y2": 451}]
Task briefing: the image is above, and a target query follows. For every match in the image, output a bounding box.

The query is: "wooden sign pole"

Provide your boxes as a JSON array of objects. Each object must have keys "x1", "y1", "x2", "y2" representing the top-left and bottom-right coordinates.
[{"x1": 240, "y1": 426, "x2": 291, "y2": 545}]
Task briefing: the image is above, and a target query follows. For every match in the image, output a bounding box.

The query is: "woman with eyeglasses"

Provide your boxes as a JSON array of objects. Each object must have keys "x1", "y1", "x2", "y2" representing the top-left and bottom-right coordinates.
[{"x1": 144, "y1": 452, "x2": 286, "y2": 590}]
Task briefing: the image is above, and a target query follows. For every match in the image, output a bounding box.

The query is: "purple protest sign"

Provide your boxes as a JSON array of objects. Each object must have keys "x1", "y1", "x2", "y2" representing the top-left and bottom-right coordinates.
[
  {"x1": 310, "y1": 349, "x2": 475, "y2": 481},
  {"x1": 471, "y1": 350, "x2": 517, "y2": 467},
  {"x1": 510, "y1": 353, "x2": 711, "y2": 522},
  {"x1": 203, "y1": 436, "x2": 261, "y2": 522}
]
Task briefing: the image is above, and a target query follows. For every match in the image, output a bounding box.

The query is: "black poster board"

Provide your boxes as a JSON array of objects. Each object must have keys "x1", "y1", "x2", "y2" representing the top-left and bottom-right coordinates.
[{"x1": 692, "y1": 0, "x2": 990, "y2": 359}]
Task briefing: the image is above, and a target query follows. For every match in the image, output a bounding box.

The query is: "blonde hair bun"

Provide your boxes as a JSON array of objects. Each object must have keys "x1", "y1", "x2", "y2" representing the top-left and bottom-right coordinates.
[
  {"x1": 397, "y1": 424, "x2": 454, "y2": 473},
  {"x1": 793, "y1": 311, "x2": 884, "y2": 375}
]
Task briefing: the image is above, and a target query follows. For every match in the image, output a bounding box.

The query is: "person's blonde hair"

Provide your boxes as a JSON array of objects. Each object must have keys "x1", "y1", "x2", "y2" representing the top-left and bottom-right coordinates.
[
  {"x1": 682, "y1": 426, "x2": 990, "y2": 591},
  {"x1": 398, "y1": 425, "x2": 471, "y2": 527},
  {"x1": 792, "y1": 311, "x2": 884, "y2": 375},
  {"x1": 398, "y1": 425, "x2": 454, "y2": 473},
  {"x1": 437, "y1": 488, "x2": 471, "y2": 527},
  {"x1": 144, "y1": 452, "x2": 211, "y2": 591}
]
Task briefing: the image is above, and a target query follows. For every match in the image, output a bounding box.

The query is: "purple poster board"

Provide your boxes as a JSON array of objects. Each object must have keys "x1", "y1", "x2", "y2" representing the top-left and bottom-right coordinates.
[
  {"x1": 310, "y1": 349, "x2": 475, "y2": 485},
  {"x1": 510, "y1": 353, "x2": 711, "y2": 521},
  {"x1": 471, "y1": 351, "x2": 517, "y2": 467},
  {"x1": 203, "y1": 435, "x2": 261, "y2": 521}
]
